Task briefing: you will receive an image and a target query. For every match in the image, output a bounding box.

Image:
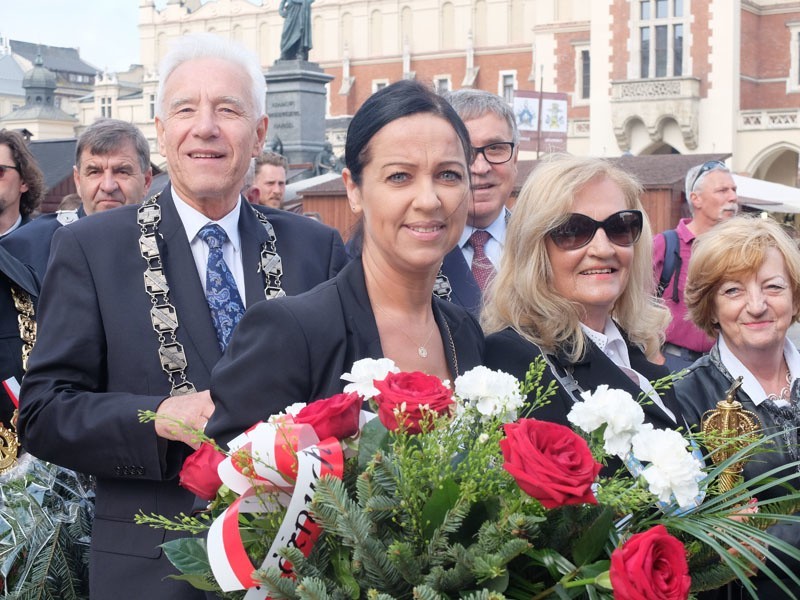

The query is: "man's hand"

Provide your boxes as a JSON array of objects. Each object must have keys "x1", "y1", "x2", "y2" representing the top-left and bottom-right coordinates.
[{"x1": 154, "y1": 390, "x2": 215, "y2": 449}]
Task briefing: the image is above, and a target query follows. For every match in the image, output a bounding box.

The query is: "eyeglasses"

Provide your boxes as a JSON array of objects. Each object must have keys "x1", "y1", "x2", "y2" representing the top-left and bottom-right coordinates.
[
  {"x1": 688, "y1": 160, "x2": 726, "y2": 192},
  {"x1": 472, "y1": 142, "x2": 515, "y2": 165},
  {"x1": 0, "y1": 165, "x2": 19, "y2": 179},
  {"x1": 548, "y1": 210, "x2": 644, "y2": 250}
]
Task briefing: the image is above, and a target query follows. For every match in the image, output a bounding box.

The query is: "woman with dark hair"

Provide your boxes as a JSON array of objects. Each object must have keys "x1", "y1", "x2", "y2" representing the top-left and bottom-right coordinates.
[{"x1": 206, "y1": 79, "x2": 483, "y2": 448}]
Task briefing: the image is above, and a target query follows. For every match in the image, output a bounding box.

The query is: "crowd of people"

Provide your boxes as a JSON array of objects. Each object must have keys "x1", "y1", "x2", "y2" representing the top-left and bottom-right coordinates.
[{"x1": 0, "y1": 31, "x2": 798, "y2": 599}]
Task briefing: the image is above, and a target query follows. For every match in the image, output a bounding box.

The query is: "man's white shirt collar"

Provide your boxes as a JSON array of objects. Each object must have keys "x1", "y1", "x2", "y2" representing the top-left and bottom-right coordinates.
[
  {"x1": 458, "y1": 207, "x2": 508, "y2": 249},
  {"x1": 171, "y1": 186, "x2": 242, "y2": 251}
]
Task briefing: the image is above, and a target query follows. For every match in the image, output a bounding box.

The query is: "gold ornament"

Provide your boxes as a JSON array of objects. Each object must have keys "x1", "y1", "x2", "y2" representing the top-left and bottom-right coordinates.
[
  {"x1": 701, "y1": 376, "x2": 760, "y2": 492},
  {"x1": 0, "y1": 409, "x2": 19, "y2": 474}
]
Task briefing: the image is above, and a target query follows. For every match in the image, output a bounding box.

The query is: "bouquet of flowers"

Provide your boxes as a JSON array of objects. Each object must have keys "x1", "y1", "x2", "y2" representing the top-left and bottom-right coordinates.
[{"x1": 138, "y1": 358, "x2": 800, "y2": 599}]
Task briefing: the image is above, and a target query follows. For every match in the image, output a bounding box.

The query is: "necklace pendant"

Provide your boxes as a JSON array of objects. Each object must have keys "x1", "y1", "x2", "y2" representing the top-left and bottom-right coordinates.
[{"x1": 418, "y1": 346, "x2": 428, "y2": 358}]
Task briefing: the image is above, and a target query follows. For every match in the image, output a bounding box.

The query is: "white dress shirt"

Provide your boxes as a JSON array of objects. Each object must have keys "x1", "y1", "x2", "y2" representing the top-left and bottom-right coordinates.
[
  {"x1": 458, "y1": 208, "x2": 508, "y2": 269},
  {"x1": 718, "y1": 335, "x2": 800, "y2": 408},
  {"x1": 581, "y1": 317, "x2": 676, "y2": 423},
  {"x1": 171, "y1": 187, "x2": 248, "y2": 306}
]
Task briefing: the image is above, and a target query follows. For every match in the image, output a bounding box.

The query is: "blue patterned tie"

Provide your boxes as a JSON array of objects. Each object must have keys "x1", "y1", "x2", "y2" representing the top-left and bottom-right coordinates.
[{"x1": 198, "y1": 224, "x2": 245, "y2": 352}]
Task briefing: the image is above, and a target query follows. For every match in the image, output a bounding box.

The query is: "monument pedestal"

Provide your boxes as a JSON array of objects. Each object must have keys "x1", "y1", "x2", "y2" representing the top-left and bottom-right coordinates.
[{"x1": 264, "y1": 60, "x2": 334, "y2": 168}]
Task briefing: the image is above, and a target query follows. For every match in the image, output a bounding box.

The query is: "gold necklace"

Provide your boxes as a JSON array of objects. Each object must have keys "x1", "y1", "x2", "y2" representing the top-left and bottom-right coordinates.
[{"x1": 373, "y1": 301, "x2": 437, "y2": 359}]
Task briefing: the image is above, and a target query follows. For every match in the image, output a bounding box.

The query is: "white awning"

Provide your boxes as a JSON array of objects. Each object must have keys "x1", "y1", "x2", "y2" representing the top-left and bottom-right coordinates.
[{"x1": 732, "y1": 174, "x2": 800, "y2": 214}]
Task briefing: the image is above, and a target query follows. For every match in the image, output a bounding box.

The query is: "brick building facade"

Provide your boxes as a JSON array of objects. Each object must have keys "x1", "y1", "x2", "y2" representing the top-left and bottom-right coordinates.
[{"x1": 4, "y1": 1, "x2": 796, "y2": 198}]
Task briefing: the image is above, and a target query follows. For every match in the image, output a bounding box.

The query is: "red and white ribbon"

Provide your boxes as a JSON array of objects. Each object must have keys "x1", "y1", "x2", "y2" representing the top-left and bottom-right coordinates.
[{"x1": 208, "y1": 419, "x2": 345, "y2": 594}]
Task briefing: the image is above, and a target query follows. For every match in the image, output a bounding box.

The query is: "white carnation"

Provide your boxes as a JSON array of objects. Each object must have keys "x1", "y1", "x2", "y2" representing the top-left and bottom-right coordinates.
[
  {"x1": 567, "y1": 385, "x2": 645, "y2": 457},
  {"x1": 341, "y1": 358, "x2": 399, "y2": 399},
  {"x1": 632, "y1": 428, "x2": 704, "y2": 508},
  {"x1": 454, "y1": 366, "x2": 524, "y2": 423}
]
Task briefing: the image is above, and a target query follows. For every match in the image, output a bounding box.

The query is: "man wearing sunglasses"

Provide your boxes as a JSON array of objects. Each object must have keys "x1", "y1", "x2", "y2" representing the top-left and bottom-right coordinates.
[
  {"x1": 653, "y1": 160, "x2": 739, "y2": 371},
  {"x1": 0, "y1": 130, "x2": 45, "y2": 238},
  {"x1": 441, "y1": 89, "x2": 517, "y2": 317}
]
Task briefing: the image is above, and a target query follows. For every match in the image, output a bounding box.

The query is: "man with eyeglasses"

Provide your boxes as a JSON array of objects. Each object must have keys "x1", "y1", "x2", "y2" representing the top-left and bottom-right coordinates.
[
  {"x1": 441, "y1": 89, "x2": 517, "y2": 317},
  {"x1": 0, "y1": 130, "x2": 45, "y2": 238},
  {"x1": 653, "y1": 159, "x2": 739, "y2": 371}
]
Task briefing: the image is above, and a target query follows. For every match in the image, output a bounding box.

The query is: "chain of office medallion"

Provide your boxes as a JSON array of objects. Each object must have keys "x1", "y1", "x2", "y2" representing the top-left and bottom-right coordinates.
[
  {"x1": 0, "y1": 285, "x2": 35, "y2": 473},
  {"x1": 138, "y1": 193, "x2": 285, "y2": 396}
]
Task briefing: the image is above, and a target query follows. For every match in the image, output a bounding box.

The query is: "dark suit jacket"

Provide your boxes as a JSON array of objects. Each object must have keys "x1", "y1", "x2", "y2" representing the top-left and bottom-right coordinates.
[
  {"x1": 441, "y1": 246, "x2": 482, "y2": 318},
  {"x1": 0, "y1": 245, "x2": 38, "y2": 429},
  {"x1": 1, "y1": 207, "x2": 85, "y2": 282},
  {"x1": 17, "y1": 189, "x2": 346, "y2": 600},
  {"x1": 207, "y1": 259, "x2": 485, "y2": 449},
  {"x1": 484, "y1": 327, "x2": 679, "y2": 433}
]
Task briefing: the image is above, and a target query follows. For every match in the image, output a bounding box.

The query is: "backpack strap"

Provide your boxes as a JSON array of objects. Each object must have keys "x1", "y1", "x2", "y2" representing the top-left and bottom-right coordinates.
[{"x1": 657, "y1": 229, "x2": 682, "y2": 303}]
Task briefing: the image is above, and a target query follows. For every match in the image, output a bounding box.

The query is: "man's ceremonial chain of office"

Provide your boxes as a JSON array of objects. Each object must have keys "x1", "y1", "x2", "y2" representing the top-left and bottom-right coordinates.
[
  {"x1": 138, "y1": 193, "x2": 285, "y2": 396},
  {"x1": 12, "y1": 286, "x2": 35, "y2": 372},
  {"x1": 433, "y1": 271, "x2": 452, "y2": 302},
  {"x1": 0, "y1": 286, "x2": 35, "y2": 473}
]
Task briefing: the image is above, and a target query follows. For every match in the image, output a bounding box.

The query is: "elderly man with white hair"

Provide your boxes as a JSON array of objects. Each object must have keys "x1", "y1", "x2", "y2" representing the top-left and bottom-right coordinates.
[{"x1": 17, "y1": 33, "x2": 346, "y2": 599}]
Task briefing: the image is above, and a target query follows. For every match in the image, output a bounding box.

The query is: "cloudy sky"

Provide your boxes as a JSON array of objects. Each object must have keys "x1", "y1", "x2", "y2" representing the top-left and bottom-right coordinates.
[{"x1": 3, "y1": 1, "x2": 152, "y2": 73}]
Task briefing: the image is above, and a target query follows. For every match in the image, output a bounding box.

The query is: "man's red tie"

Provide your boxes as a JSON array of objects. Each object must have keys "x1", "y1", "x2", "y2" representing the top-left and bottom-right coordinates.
[{"x1": 468, "y1": 229, "x2": 495, "y2": 291}]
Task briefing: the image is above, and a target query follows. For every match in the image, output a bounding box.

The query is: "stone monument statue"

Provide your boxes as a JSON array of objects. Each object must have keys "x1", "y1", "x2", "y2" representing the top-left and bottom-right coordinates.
[
  {"x1": 279, "y1": 0, "x2": 314, "y2": 61},
  {"x1": 313, "y1": 142, "x2": 338, "y2": 176}
]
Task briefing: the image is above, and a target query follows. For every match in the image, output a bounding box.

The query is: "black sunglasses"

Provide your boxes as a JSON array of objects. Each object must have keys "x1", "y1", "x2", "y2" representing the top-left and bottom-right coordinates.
[
  {"x1": 0, "y1": 165, "x2": 20, "y2": 179},
  {"x1": 549, "y1": 210, "x2": 644, "y2": 250},
  {"x1": 688, "y1": 160, "x2": 726, "y2": 192}
]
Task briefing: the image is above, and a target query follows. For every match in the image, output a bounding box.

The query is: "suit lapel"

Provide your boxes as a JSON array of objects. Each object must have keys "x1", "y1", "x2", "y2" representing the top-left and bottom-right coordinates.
[
  {"x1": 572, "y1": 343, "x2": 643, "y2": 399},
  {"x1": 238, "y1": 203, "x2": 270, "y2": 308},
  {"x1": 441, "y1": 247, "x2": 481, "y2": 315},
  {"x1": 157, "y1": 190, "x2": 222, "y2": 374},
  {"x1": 337, "y1": 260, "x2": 383, "y2": 364}
]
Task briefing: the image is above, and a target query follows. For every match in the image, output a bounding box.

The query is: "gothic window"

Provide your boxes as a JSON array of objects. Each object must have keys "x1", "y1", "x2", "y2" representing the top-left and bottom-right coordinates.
[
  {"x1": 580, "y1": 49, "x2": 591, "y2": 99},
  {"x1": 637, "y1": 0, "x2": 685, "y2": 78}
]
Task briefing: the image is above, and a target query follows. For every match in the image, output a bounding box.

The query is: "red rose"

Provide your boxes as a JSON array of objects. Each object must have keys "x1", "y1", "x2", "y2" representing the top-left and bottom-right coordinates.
[
  {"x1": 179, "y1": 442, "x2": 226, "y2": 501},
  {"x1": 610, "y1": 525, "x2": 691, "y2": 600},
  {"x1": 500, "y1": 419, "x2": 601, "y2": 509},
  {"x1": 373, "y1": 371, "x2": 453, "y2": 434},
  {"x1": 294, "y1": 392, "x2": 362, "y2": 440}
]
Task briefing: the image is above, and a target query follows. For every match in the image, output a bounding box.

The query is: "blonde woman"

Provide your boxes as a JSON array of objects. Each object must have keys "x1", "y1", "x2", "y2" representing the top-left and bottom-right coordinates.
[{"x1": 483, "y1": 155, "x2": 678, "y2": 431}]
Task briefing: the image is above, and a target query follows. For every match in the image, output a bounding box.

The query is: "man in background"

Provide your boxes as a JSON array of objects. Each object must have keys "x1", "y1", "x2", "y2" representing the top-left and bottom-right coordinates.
[
  {"x1": 441, "y1": 89, "x2": 518, "y2": 317},
  {"x1": 2, "y1": 119, "x2": 152, "y2": 281},
  {"x1": 250, "y1": 151, "x2": 288, "y2": 209},
  {"x1": 653, "y1": 160, "x2": 739, "y2": 371},
  {"x1": 0, "y1": 129, "x2": 44, "y2": 238}
]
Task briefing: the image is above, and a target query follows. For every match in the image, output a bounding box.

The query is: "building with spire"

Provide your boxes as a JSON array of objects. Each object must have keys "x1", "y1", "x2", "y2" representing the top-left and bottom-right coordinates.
[{"x1": 0, "y1": 51, "x2": 77, "y2": 140}]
